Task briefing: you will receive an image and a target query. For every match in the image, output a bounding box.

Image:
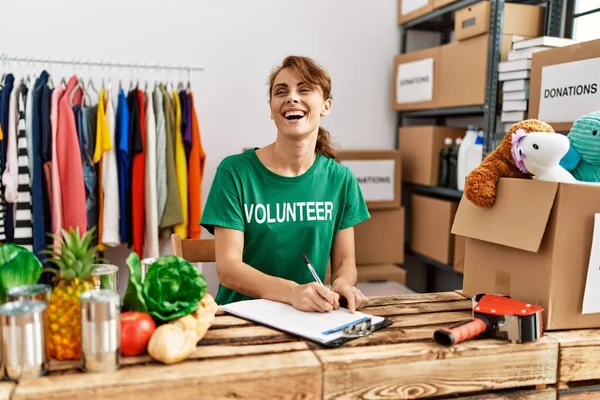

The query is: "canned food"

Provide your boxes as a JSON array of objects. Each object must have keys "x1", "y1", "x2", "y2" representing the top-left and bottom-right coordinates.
[
  {"x1": 0, "y1": 300, "x2": 49, "y2": 380},
  {"x1": 91, "y1": 264, "x2": 119, "y2": 292},
  {"x1": 141, "y1": 258, "x2": 158, "y2": 282},
  {"x1": 80, "y1": 289, "x2": 120, "y2": 373},
  {"x1": 7, "y1": 284, "x2": 52, "y2": 303}
]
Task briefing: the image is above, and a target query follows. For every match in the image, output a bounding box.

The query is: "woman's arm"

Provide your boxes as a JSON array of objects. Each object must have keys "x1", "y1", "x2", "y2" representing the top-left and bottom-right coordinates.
[
  {"x1": 330, "y1": 227, "x2": 368, "y2": 312},
  {"x1": 215, "y1": 226, "x2": 338, "y2": 311}
]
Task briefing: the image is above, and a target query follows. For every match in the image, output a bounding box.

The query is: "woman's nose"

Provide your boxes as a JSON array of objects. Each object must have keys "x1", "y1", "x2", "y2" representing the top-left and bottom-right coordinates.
[{"x1": 286, "y1": 93, "x2": 300, "y2": 103}]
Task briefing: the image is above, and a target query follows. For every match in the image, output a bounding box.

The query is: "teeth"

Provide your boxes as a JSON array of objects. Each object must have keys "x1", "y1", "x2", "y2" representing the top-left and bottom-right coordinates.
[{"x1": 284, "y1": 111, "x2": 306, "y2": 118}]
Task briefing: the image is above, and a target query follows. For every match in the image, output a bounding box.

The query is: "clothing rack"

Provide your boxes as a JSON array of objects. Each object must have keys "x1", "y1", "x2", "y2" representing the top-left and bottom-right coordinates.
[{"x1": 0, "y1": 53, "x2": 205, "y2": 87}]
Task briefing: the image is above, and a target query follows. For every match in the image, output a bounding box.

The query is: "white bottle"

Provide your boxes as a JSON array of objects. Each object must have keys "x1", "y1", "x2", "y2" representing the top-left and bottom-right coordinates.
[
  {"x1": 457, "y1": 125, "x2": 478, "y2": 191},
  {"x1": 466, "y1": 131, "x2": 484, "y2": 177}
]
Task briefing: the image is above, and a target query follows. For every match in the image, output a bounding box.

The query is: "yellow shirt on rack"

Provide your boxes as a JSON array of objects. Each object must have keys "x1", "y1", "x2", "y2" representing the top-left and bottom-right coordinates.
[
  {"x1": 95, "y1": 87, "x2": 113, "y2": 251},
  {"x1": 172, "y1": 90, "x2": 188, "y2": 239}
]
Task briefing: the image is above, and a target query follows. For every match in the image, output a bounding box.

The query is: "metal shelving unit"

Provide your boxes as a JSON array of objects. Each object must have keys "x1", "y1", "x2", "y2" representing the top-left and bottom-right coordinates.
[{"x1": 396, "y1": 0, "x2": 565, "y2": 292}]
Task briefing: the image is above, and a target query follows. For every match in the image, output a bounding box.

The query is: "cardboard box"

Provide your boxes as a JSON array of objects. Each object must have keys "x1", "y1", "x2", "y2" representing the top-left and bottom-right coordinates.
[
  {"x1": 393, "y1": 46, "x2": 440, "y2": 111},
  {"x1": 338, "y1": 150, "x2": 402, "y2": 210},
  {"x1": 437, "y1": 34, "x2": 514, "y2": 108},
  {"x1": 325, "y1": 264, "x2": 407, "y2": 285},
  {"x1": 355, "y1": 207, "x2": 405, "y2": 265},
  {"x1": 454, "y1": 1, "x2": 544, "y2": 42},
  {"x1": 398, "y1": 0, "x2": 434, "y2": 25},
  {"x1": 433, "y1": 0, "x2": 458, "y2": 9},
  {"x1": 398, "y1": 125, "x2": 465, "y2": 186},
  {"x1": 528, "y1": 38, "x2": 600, "y2": 133},
  {"x1": 453, "y1": 235, "x2": 465, "y2": 273},
  {"x1": 452, "y1": 178, "x2": 600, "y2": 330},
  {"x1": 411, "y1": 195, "x2": 458, "y2": 264}
]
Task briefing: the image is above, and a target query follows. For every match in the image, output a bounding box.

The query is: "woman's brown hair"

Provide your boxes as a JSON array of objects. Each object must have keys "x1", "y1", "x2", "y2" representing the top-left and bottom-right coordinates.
[{"x1": 268, "y1": 55, "x2": 337, "y2": 159}]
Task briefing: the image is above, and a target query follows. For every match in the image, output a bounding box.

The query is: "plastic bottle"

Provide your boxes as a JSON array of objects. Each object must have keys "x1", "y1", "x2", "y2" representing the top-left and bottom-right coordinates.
[
  {"x1": 466, "y1": 131, "x2": 484, "y2": 177},
  {"x1": 438, "y1": 136, "x2": 453, "y2": 187},
  {"x1": 448, "y1": 136, "x2": 462, "y2": 189},
  {"x1": 457, "y1": 125, "x2": 478, "y2": 191}
]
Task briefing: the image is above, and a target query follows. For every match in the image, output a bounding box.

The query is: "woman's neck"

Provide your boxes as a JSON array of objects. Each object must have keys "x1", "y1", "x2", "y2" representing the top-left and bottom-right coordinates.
[{"x1": 271, "y1": 134, "x2": 318, "y2": 177}]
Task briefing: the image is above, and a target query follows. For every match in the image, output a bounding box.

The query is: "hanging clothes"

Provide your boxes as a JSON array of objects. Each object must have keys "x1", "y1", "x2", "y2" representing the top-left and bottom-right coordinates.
[
  {"x1": 100, "y1": 87, "x2": 120, "y2": 248},
  {"x1": 13, "y1": 84, "x2": 33, "y2": 250},
  {"x1": 40, "y1": 83, "x2": 53, "y2": 248},
  {"x1": 48, "y1": 83, "x2": 65, "y2": 253},
  {"x1": 179, "y1": 89, "x2": 192, "y2": 159},
  {"x1": 0, "y1": 74, "x2": 15, "y2": 242},
  {"x1": 153, "y1": 87, "x2": 167, "y2": 226},
  {"x1": 159, "y1": 84, "x2": 183, "y2": 239},
  {"x1": 94, "y1": 87, "x2": 112, "y2": 250},
  {"x1": 172, "y1": 90, "x2": 188, "y2": 239},
  {"x1": 144, "y1": 88, "x2": 159, "y2": 258},
  {"x1": 188, "y1": 91, "x2": 205, "y2": 239},
  {"x1": 131, "y1": 88, "x2": 146, "y2": 257},
  {"x1": 56, "y1": 76, "x2": 87, "y2": 233},
  {"x1": 116, "y1": 88, "x2": 130, "y2": 244},
  {"x1": 4, "y1": 78, "x2": 21, "y2": 205}
]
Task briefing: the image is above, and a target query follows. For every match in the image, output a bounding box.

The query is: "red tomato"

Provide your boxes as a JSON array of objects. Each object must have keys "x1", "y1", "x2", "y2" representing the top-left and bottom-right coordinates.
[{"x1": 120, "y1": 312, "x2": 156, "y2": 356}]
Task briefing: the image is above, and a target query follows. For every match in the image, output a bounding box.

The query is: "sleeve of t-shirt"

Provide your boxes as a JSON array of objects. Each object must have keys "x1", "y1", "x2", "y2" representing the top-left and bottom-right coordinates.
[
  {"x1": 200, "y1": 166, "x2": 245, "y2": 235},
  {"x1": 339, "y1": 168, "x2": 371, "y2": 230}
]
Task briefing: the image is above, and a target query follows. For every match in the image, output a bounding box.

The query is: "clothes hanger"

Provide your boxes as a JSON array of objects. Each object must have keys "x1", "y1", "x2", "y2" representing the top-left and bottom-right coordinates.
[{"x1": 1, "y1": 54, "x2": 8, "y2": 86}]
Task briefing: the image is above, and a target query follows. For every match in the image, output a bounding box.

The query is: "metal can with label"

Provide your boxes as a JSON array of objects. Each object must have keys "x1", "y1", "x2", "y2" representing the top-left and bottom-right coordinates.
[
  {"x1": 0, "y1": 300, "x2": 49, "y2": 380},
  {"x1": 80, "y1": 289, "x2": 121, "y2": 373},
  {"x1": 91, "y1": 264, "x2": 119, "y2": 292},
  {"x1": 6, "y1": 284, "x2": 52, "y2": 304},
  {"x1": 141, "y1": 257, "x2": 158, "y2": 282}
]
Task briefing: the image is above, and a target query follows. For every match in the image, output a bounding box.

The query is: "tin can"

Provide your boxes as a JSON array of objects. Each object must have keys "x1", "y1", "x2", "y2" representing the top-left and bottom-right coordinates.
[
  {"x1": 0, "y1": 300, "x2": 49, "y2": 380},
  {"x1": 141, "y1": 257, "x2": 158, "y2": 282},
  {"x1": 80, "y1": 289, "x2": 120, "y2": 373},
  {"x1": 91, "y1": 264, "x2": 119, "y2": 292},
  {"x1": 6, "y1": 284, "x2": 52, "y2": 303}
]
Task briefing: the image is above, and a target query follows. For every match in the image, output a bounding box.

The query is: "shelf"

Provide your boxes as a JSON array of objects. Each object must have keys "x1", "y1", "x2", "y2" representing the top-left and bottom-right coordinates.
[
  {"x1": 398, "y1": 105, "x2": 485, "y2": 118},
  {"x1": 401, "y1": 0, "x2": 482, "y2": 29},
  {"x1": 409, "y1": 184, "x2": 465, "y2": 201}
]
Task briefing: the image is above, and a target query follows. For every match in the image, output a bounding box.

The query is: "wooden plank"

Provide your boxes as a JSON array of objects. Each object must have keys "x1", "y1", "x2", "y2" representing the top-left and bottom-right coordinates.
[
  {"x1": 14, "y1": 351, "x2": 322, "y2": 400},
  {"x1": 456, "y1": 388, "x2": 556, "y2": 399},
  {"x1": 315, "y1": 337, "x2": 558, "y2": 399},
  {"x1": 0, "y1": 383, "x2": 14, "y2": 400},
  {"x1": 389, "y1": 310, "x2": 470, "y2": 328},
  {"x1": 366, "y1": 299, "x2": 472, "y2": 316},
  {"x1": 546, "y1": 330, "x2": 600, "y2": 384},
  {"x1": 559, "y1": 384, "x2": 600, "y2": 399},
  {"x1": 367, "y1": 291, "x2": 468, "y2": 306}
]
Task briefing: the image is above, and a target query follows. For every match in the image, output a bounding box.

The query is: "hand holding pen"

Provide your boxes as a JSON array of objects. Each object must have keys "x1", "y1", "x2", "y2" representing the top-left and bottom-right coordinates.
[{"x1": 289, "y1": 253, "x2": 340, "y2": 313}]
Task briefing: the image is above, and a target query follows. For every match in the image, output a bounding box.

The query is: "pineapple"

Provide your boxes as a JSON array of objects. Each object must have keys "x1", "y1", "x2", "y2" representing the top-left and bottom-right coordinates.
[{"x1": 42, "y1": 227, "x2": 102, "y2": 360}]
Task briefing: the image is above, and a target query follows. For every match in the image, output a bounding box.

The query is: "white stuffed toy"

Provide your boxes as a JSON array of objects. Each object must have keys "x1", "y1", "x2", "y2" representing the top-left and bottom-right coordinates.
[{"x1": 511, "y1": 129, "x2": 579, "y2": 183}]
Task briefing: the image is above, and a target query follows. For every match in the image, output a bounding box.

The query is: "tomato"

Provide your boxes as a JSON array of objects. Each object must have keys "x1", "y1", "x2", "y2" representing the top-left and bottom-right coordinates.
[{"x1": 120, "y1": 312, "x2": 156, "y2": 356}]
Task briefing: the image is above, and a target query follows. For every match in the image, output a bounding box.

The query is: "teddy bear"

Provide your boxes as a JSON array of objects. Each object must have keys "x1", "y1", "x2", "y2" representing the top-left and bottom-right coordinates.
[{"x1": 464, "y1": 119, "x2": 556, "y2": 208}]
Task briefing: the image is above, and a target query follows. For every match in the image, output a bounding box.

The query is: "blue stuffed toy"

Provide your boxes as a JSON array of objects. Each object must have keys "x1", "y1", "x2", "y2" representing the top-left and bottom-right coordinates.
[{"x1": 559, "y1": 110, "x2": 600, "y2": 182}]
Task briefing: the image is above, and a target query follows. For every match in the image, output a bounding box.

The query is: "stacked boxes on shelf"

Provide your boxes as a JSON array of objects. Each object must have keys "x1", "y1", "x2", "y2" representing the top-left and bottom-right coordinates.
[
  {"x1": 500, "y1": 36, "x2": 579, "y2": 131},
  {"x1": 325, "y1": 150, "x2": 407, "y2": 285},
  {"x1": 393, "y1": 0, "x2": 544, "y2": 111}
]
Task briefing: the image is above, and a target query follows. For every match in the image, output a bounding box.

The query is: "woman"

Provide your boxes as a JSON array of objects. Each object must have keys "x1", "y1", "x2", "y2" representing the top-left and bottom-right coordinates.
[{"x1": 200, "y1": 55, "x2": 371, "y2": 313}]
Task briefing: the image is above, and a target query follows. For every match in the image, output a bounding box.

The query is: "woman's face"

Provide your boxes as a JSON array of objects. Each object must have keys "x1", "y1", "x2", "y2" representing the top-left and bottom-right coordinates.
[{"x1": 270, "y1": 68, "x2": 331, "y2": 138}]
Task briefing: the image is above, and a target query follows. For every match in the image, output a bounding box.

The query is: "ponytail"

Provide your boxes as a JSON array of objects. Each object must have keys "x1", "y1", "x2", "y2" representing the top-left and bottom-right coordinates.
[{"x1": 316, "y1": 126, "x2": 337, "y2": 159}]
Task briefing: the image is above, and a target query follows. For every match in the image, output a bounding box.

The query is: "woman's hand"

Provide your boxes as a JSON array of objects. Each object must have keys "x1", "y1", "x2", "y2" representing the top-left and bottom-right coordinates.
[
  {"x1": 291, "y1": 282, "x2": 340, "y2": 312},
  {"x1": 331, "y1": 278, "x2": 368, "y2": 313}
]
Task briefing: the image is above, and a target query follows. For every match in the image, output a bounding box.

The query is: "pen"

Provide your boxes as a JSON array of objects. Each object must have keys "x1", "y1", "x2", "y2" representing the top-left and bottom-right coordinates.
[{"x1": 302, "y1": 252, "x2": 323, "y2": 285}]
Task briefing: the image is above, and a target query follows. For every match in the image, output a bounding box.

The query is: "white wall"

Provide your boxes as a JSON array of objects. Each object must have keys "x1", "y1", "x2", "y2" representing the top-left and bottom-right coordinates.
[{"x1": 1, "y1": 0, "x2": 400, "y2": 296}]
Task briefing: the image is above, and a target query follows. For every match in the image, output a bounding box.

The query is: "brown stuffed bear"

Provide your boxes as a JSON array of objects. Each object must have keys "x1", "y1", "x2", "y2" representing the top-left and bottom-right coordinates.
[{"x1": 464, "y1": 119, "x2": 555, "y2": 208}]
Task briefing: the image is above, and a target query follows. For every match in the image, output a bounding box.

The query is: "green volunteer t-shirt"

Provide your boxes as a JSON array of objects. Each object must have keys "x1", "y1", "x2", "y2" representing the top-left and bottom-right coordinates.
[{"x1": 200, "y1": 148, "x2": 371, "y2": 305}]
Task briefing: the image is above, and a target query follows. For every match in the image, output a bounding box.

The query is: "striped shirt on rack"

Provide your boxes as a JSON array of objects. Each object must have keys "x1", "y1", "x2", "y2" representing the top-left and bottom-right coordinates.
[{"x1": 13, "y1": 85, "x2": 33, "y2": 250}]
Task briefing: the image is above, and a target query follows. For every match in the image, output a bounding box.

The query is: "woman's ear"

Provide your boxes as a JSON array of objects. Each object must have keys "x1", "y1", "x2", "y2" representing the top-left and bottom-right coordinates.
[{"x1": 321, "y1": 98, "x2": 332, "y2": 116}]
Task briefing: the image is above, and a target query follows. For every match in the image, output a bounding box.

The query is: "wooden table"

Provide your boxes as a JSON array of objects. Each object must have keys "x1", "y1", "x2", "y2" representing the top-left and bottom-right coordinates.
[{"x1": 5, "y1": 291, "x2": 600, "y2": 399}]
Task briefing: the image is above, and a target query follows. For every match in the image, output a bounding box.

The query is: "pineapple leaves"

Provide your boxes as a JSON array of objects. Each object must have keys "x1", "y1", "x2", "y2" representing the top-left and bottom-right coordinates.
[
  {"x1": 122, "y1": 252, "x2": 207, "y2": 324},
  {"x1": 42, "y1": 227, "x2": 101, "y2": 280}
]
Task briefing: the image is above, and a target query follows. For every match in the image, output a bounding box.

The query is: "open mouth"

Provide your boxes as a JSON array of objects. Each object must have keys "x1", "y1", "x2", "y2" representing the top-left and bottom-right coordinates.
[{"x1": 283, "y1": 110, "x2": 306, "y2": 121}]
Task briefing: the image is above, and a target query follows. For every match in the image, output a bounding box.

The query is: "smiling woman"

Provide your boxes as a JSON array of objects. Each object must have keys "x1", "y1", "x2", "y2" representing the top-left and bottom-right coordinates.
[{"x1": 200, "y1": 55, "x2": 372, "y2": 314}]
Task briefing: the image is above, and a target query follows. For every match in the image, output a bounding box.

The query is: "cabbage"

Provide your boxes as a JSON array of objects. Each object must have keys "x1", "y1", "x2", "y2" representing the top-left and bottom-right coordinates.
[
  {"x1": 0, "y1": 244, "x2": 43, "y2": 303},
  {"x1": 123, "y1": 252, "x2": 207, "y2": 323}
]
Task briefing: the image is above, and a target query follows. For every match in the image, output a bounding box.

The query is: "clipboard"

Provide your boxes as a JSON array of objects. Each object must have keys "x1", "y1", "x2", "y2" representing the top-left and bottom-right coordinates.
[{"x1": 221, "y1": 298, "x2": 393, "y2": 347}]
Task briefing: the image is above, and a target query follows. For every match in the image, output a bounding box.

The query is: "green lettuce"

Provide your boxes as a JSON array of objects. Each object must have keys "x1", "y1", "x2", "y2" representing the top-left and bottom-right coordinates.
[
  {"x1": 123, "y1": 252, "x2": 207, "y2": 323},
  {"x1": 0, "y1": 244, "x2": 43, "y2": 303}
]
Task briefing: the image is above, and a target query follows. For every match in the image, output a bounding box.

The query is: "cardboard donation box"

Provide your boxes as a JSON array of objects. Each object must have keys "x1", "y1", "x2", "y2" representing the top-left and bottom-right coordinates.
[
  {"x1": 452, "y1": 178, "x2": 600, "y2": 330},
  {"x1": 393, "y1": 47, "x2": 440, "y2": 111},
  {"x1": 398, "y1": 126, "x2": 465, "y2": 186},
  {"x1": 355, "y1": 207, "x2": 405, "y2": 265},
  {"x1": 397, "y1": 0, "x2": 434, "y2": 25},
  {"x1": 338, "y1": 150, "x2": 402, "y2": 210},
  {"x1": 528, "y1": 38, "x2": 600, "y2": 133}
]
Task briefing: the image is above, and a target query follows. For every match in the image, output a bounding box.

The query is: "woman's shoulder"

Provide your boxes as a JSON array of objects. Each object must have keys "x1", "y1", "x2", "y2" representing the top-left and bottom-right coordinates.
[
  {"x1": 217, "y1": 148, "x2": 258, "y2": 172},
  {"x1": 319, "y1": 154, "x2": 355, "y2": 180}
]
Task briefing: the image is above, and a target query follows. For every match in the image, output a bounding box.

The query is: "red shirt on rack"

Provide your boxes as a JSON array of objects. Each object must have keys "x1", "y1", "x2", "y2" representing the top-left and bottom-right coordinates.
[{"x1": 132, "y1": 89, "x2": 146, "y2": 257}]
